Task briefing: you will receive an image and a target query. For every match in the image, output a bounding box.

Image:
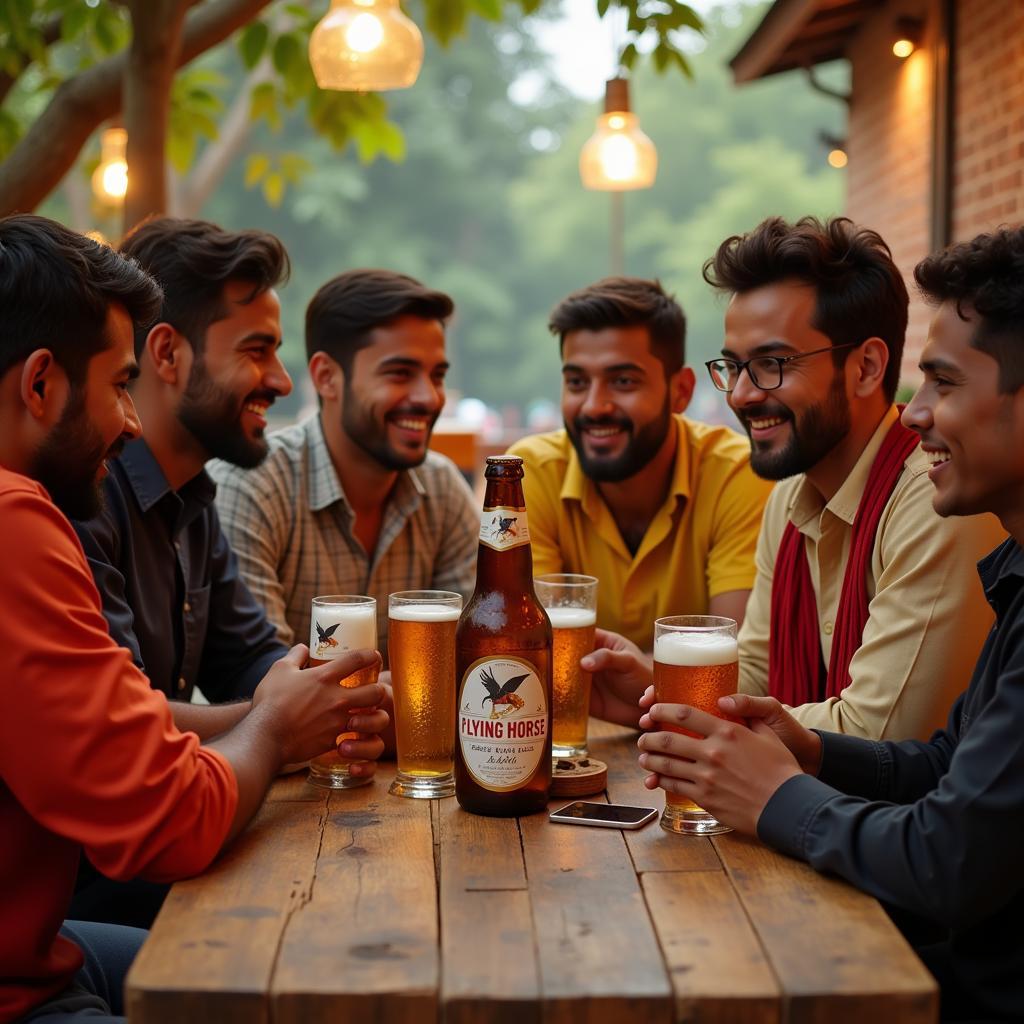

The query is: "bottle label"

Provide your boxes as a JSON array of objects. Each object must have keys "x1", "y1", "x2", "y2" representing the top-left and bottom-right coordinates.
[
  {"x1": 479, "y1": 506, "x2": 530, "y2": 551},
  {"x1": 458, "y1": 656, "x2": 548, "y2": 792}
]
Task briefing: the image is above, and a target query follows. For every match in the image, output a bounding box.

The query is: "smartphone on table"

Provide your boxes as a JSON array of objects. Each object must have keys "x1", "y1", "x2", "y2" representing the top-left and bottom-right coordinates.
[{"x1": 548, "y1": 801, "x2": 658, "y2": 830}]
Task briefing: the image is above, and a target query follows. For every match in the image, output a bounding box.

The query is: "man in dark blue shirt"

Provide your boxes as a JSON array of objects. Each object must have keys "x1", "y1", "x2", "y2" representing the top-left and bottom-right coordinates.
[
  {"x1": 73, "y1": 218, "x2": 296, "y2": 741},
  {"x1": 637, "y1": 225, "x2": 1024, "y2": 1023}
]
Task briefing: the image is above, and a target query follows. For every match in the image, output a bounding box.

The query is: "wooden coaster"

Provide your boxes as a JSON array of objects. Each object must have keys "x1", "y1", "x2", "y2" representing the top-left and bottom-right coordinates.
[{"x1": 550, "y1": 757, "x2": 608, "y2": 798}]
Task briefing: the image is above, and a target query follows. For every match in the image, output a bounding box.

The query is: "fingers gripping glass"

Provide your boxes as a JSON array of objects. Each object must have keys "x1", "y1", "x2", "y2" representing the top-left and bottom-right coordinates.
[{"x1": 705, "y1": 341, "x2": 862, "y2": 392}]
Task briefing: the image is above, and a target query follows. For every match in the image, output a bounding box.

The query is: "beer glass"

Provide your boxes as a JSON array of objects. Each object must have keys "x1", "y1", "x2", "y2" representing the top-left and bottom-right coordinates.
[
  {"x1": 535, "y1": 574, "x2": 598, "y2": 759},
  {"x1": 388, "y1": 591, "x2": 462, "y2": 799},
  {"x1": 653, "y1": 615, "x2": 740, "y2": 835},
  {"x1": 308, "y1": 595, "x2": 379, "y2": 790}
]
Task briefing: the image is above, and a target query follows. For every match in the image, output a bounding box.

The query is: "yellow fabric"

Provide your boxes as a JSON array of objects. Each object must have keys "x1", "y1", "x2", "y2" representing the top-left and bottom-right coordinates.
[
  {"x1": 738, "y1": 404, "x2": 1007, "y2": 740},
  {"x1": 508, "y1": 416, "x2": 772, "y2": 651}
]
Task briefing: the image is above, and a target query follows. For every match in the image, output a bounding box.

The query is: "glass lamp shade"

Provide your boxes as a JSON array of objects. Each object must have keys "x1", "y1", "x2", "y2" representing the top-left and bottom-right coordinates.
[
  {"x1": 91, "y1": 126, "x2": 128, "y2": 203},
  {"x1": 309, "y1": 0, "x2": 424, "y2": 92},
  {"x1": 580, "y1": 111, "x2": 658, "y2": 191}
]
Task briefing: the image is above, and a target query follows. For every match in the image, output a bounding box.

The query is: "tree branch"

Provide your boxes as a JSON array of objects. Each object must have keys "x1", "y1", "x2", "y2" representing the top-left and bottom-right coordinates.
[
  {"x1": 177, "y1": 61, "x2": 271, "y2": 217},
  {"x1": 0, "y1": 0, "x2": 274, "y2": 216}
]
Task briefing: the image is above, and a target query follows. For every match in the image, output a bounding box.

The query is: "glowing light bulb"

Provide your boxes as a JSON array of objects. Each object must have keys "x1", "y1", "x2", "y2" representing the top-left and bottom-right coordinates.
[
  {"x1": 309, "y1": 0, "x2": 423, "y2": 92},
  {"x1": 892, "y1": 38, "x2": 914, "y2": 58},
  {"x1": 91, "y1": 126, "x2": 128, "y2": 205},
  {"x1": 827, "y1": 148, "x2": 848, "y2": 169},
  {"x1": 579, "y1": 79, "x2": 657, "y2": 191},
  {"x1": 345, "y1": 12, "x2": 384, "y2": 53}
]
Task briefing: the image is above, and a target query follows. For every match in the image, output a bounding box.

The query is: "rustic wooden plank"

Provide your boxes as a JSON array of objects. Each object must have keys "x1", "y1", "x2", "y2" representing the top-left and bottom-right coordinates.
[
  {"x1": 592, "y1": 721, "x2": 722, "y2": 875},
  {"x1": 125, "y1": 796, "x2": 323, "y2": 1024},
  {"x1": 715, "y1": 833, "x2": 938, "y2": 1024},
  {"x1": 265, "y1": 768, "x2": 329, "y2": 802},
  {"x1": 642, "y1": 871, "x2": 781, "y2": 1024},
  {"x1": 439, "y1": 799, "x2": 539, "y2": 1024},
  {"x1": 521, "y1": 805, "x2": 673, "y2": 1024},
  {"x1": 271, "y1": 777, "x2": 439, "y2": 1024}
]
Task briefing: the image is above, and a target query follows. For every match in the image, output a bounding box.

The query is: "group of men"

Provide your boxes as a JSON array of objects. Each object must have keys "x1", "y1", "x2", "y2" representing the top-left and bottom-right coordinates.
[{"x1": 1, "y1": 208, "x2": 1022, "y2": 1024}]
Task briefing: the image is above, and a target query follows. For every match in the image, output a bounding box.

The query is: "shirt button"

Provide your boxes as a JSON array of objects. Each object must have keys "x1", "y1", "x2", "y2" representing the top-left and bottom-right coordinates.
[
  {"x1": 183, "y1": 601, "x2": 191, "y2": 614},
  {"x1": 823, "y1": 621, "x2": 834, "y2": 635},
  {"x1": 177, "y1": 677, "x2": 187, "y2": 692}
]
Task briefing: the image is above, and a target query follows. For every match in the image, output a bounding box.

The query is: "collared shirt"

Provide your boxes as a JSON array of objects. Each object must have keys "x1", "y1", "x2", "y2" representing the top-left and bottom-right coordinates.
[
  {"x1": 508, "y1": 416, "x2": 773, "y2": 651},
  {"x1": 0, "y1": 467, "x2": 237, "y2": 1024},
  {"x1": 759, "y1": 537, "x2": 1024, "y2": 1022},
  {"x1": 738, "y1": 405, "x2": 1006, "y2": 739},
  {"x1": 209, "y1": 414, "x2": 479, "y2": 660},
  {"x1": 72, "y1": 439, "x2": 286, "y2": 702}
]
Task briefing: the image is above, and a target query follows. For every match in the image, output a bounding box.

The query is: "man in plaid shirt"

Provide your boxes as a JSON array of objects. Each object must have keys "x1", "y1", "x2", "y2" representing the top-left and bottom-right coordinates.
[{"x1": 211, "y1": 269, "x2": 478, "y2": 665}]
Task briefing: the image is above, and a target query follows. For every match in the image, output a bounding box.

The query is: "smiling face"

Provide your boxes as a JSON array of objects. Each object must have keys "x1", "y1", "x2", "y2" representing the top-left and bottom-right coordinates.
[
  {"x1": 32, "y1": 304, "x2": 142, "y2": 519},
  {"x1": 902, "y1": 300, "x2": 1024, "y2": 521},
  {"x1": 561, "y1": 325, "x2": 678, "y2": 483},
  {"x1": 722, "y1": 281, "x2": 851, "y2": 481},
  {"x1": 340, "y1": 315, "x2": 448, "y2": 470},
  {"x1": 176, "y1": 280, "x2": 291, "y2": 467}
]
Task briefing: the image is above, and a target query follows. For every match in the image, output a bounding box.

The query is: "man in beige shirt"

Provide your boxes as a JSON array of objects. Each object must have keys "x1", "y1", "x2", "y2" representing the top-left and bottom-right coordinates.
[{"x1": 587, "y1": 216, "x2": 1004, "y2": 740}]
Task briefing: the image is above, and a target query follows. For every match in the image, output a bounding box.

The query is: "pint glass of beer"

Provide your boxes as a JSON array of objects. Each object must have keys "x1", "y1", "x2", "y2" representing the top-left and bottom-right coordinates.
[
  {"x1": 308, "y1": 595, "x2": 379, "y2": 790},
  {"x1": 534, "y1": 574, "x2": 598, "y2": 759},
  {"x1": 653, "y1": 615, "x2": 740, "y2": 835},
  {"x1": 388, "y1": 590, "x2": 462, "y2": 799}
]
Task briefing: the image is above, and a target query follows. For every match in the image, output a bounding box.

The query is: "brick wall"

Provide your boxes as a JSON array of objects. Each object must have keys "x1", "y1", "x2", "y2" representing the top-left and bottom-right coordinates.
[
  {"x1": 844, "y1": 0, "x2": 935, "y2": 388},
  {"x1": 950, "y1": 0, "x2": 1024, "y2": 240},
  {"x1": 843, "y1": 0, "x2": 1024, "y2": 386}
]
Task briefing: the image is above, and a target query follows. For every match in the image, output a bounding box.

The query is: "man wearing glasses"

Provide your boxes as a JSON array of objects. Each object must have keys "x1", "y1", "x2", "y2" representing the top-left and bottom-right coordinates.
[{"x1": 588, "y1": 216, "x2": 1003, "y2": 741}]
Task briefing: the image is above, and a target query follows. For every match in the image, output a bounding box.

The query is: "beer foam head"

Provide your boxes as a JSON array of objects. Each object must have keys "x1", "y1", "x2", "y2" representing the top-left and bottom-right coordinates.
[
  {"x1": 545, "y1": 607, "x2": 597, "y2": 629},
  {"x1": 654, "y1": 631, "x2": 737, "y2": 667},
  {"x1": 310, "y1": 603, "x2": 376, "y2": 651},
  {"x1": 389, "y1": 603, "x2": 461, "y2": 623}
]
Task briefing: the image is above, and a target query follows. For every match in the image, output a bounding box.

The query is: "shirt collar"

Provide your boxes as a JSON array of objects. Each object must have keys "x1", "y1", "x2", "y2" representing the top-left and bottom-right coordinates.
[
  {"x1": 119, "y1": 437, "x2": 215, "y2": 525},
  {"x1": 978, "y1": 537, "x2": 1024, "y2": 617},
  {"x1": 304, "y1": 413, "x2": 426, "y2": 514},
  {"x1": 560, "y1": 415, "x2": 692, "y2": 505},
  {"x1": 788, "y1": 404, "x2": 900, "y2": 529}
]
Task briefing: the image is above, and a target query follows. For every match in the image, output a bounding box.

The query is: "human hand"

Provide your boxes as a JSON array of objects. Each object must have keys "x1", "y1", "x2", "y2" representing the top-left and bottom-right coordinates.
[
  {"x1": 636, "y1": 702, "x2": 803, "y2": 835},
  {"x1": 719, "y1": 693, "x2": 822, "y2": 775},
  {"x1": 581, "y1": 628, "x2": 654, "y2": 729},
  {"x1": 253, "y1": 645, "x2": 388, "y2": 768}
]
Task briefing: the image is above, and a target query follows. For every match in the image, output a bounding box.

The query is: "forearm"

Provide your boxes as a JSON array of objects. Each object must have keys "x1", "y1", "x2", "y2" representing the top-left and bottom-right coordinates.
[
  {"x1": 206, "y1": 701, "x2": 282, "y2": 845},
  {"x1": 170, "y1": 699, "x2": 252, "y2": 741}
]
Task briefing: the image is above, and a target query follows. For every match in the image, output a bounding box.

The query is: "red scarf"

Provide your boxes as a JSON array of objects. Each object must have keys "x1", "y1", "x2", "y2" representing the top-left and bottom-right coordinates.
[{"x1": 768, "y1": 415, "x2": 919, "y2": 706}]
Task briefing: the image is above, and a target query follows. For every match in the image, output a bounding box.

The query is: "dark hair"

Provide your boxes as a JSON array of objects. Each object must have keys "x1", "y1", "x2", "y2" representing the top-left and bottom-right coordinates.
[
  {"x1": 914, "y1": 226, "x2": 1024, "y2": 393},
  {"x1": 548, "y1": 277, "x2": 686, "y2": 376},
  {"x1": 0, "y1": 214, "x2": 162, "y2": 385},
  {"x1": 305, "y1": 269, "x2": 454, "y2": 374},
  {"x1": 703, "y1": 216, "x2": 909, "y2": 402},
  {"x1": 119, "y1": 217, "x2": 290, "y2": 357}
]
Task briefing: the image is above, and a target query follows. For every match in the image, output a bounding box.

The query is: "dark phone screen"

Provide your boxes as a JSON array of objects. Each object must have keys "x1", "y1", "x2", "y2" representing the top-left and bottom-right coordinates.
[{"x1": 552, "y1": 802, "x2": 655, "y2": 824}]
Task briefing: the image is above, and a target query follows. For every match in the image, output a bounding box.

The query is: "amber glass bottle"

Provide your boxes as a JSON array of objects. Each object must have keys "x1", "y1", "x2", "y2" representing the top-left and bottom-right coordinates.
[{"x1": 455, "y1": 456, "x2": 552, "y2": 816}]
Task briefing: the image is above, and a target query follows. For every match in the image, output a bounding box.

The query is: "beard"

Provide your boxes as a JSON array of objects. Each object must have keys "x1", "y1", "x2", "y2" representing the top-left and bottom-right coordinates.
[
  {"x1": 566, "y1": 399, "x2": 672, "y2": 483},
  {"x1": 341, "y1": 382, "x2": 438, "y2": 471},
  {"x1": 31, "y1": 387, "x2": 123, "y2": 521},
  {"x1": 177, "y1": 356, "x2": 273, "y2": 469},
  {"x1": 739, "y1": 373, "x2": 851, "y2": 481}
]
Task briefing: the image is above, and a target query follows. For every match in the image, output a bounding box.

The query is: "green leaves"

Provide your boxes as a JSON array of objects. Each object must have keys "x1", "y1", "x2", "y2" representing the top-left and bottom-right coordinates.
[
  {"x1": 243, "y1": 150, "x2": 313, "y2": 207},
  {"x1": 589, "y1": 1, "x2": 704, "y2": 80},
  {"x1": 168, "y1": 68, "x2": 226, "y2": 172},
  {"x1": 238, "y1": 21, "x2": 269, "y2": 70}
]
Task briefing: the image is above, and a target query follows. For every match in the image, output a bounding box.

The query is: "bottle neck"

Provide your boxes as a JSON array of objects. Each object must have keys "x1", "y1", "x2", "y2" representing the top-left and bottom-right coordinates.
[{"x1": 477, "y1": 476, "x2": 534, "y2": 592}]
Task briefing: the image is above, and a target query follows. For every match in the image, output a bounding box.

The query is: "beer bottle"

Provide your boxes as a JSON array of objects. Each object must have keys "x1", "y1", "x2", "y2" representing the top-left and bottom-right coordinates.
[{"x1": 455, "y1": 456, "x2": 552, "y2": 816}]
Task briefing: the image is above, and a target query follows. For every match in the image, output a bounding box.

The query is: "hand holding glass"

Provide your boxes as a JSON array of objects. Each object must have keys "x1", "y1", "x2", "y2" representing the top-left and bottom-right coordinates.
[
  {"x1": 653, "y1": 615, "x2": 740, "y2": 835},
  {"x1": 307, "y1": 595, "x2": 379, "y2": 789}
]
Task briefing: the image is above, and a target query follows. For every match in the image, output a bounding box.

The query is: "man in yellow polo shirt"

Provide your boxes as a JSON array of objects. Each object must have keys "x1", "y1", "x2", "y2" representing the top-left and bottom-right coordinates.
[{"x1": 508, "y1": 277, "x2": 772, "y2": 651}]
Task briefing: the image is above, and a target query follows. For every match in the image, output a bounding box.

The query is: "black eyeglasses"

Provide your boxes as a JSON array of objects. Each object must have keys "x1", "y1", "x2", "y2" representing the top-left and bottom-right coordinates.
[{"x1": 705, "y1": 342, "x2": 863, "y2": 393}]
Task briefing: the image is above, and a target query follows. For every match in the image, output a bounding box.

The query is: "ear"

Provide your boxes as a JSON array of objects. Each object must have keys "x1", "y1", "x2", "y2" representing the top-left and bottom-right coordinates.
[
  {"x1": 19, "y1": 349, "x2": 69, "y2": 422},
  {"x1": 668, "y1": 366, "x2": 696, "y2": 415},
  {"x1": 309, "y1": 351, "x2": 343, "y2": 403},
  {"x1": 850, "y1": 337, "x2": 889, "y2": 398},
  {"x1": 144, "y1": 323, "x2": 191, "y2": 386}
]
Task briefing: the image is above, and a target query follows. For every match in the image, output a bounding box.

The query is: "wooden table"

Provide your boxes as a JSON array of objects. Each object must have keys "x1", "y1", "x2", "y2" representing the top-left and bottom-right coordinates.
[{"x1": 126, "y1": 722, "x2": 937, "y2": 1024}]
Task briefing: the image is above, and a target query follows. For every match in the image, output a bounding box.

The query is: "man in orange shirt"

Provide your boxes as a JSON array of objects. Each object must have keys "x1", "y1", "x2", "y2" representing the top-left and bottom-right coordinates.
[{"x1": 0, "y1": 214, "x2": 389, "y2": 1024}]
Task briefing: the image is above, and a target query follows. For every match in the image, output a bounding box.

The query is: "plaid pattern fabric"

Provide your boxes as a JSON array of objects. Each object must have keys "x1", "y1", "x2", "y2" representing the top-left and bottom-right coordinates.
[{"x1": 209, "y1": 415, "x2": 478, "y2": 663}]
